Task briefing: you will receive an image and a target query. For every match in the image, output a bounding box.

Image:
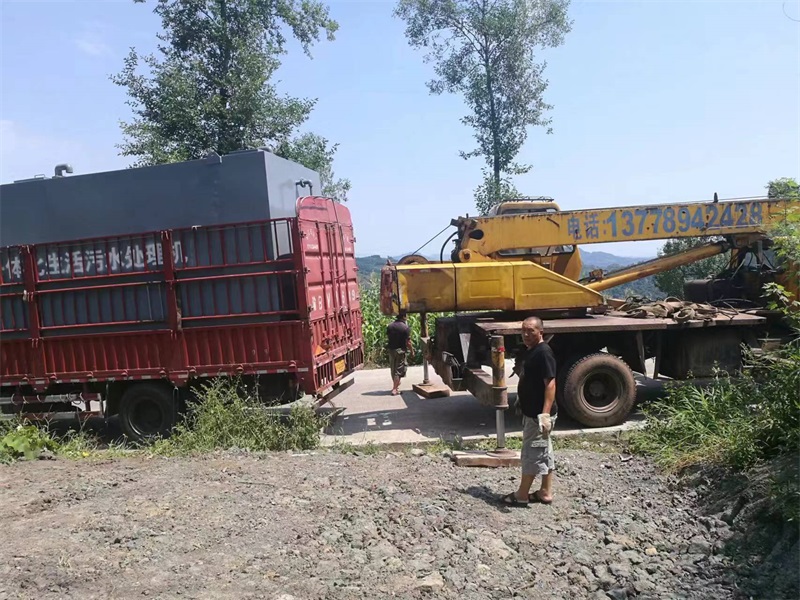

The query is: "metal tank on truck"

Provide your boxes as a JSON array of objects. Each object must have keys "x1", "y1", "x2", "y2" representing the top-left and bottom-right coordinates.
[{"x1": 0, "y1": 150, "x2": 365, "y2": 443}]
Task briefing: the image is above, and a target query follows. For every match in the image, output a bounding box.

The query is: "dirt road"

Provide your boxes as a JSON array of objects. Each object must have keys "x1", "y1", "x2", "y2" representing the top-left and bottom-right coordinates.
[{"x1": 0, "y1": 449, "x2": 767, "y2": 599}]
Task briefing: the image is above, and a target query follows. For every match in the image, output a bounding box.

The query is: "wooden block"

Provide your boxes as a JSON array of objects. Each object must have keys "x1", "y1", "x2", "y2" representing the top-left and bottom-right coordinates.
[
  {"x1": 412, "y1": 383, "x2": 451, "y2": 398},
  {"x1": 451, "y1": 450, "x2": 520, "y2": 468}
]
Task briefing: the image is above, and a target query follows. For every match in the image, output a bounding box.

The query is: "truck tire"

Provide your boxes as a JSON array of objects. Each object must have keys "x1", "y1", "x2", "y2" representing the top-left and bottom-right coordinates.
[
  {"x1": 560, "y1": 353, "x2": 636, "y2": 428},
  {"x1": 119, "y1": 383, "x2": 177, "y2": 443}
]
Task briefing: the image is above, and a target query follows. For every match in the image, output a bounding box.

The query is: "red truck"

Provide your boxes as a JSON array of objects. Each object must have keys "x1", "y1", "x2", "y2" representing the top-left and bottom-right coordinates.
[{"x1": 0, "y1": 195, "x2": 364, "y2": 442}]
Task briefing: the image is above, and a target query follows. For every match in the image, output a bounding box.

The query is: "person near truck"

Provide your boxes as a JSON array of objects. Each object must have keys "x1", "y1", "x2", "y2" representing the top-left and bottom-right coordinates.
[
  {"x1": 500, "y1": 315, "x2": 558, "y2": 507},
  {"x1": 387, "y1": 311, "x2": 414, "y2": 396}
]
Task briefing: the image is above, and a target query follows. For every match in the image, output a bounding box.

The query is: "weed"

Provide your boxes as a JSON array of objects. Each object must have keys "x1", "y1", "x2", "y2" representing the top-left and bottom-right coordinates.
[
  {"x1": 150, "y1": 378, "x2": 325, "y2": 456},
  {"x1": 1, "y1": 423, "x2": 59, "y2": 462}
]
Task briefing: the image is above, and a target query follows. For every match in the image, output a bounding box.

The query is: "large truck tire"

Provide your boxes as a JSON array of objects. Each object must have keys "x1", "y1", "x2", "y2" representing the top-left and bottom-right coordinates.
[
  {"x1": 559, "y1": 353, "x2": 636, "y2": 428},
  {"x1": 119, "y1": 383, "x2": 177, "y2": 443}
]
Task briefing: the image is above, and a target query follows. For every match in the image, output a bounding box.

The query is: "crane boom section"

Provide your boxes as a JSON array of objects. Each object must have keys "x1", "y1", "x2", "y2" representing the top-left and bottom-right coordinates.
[{"x1": 457, "y1": 198, "x2": 794, "y2": 261}]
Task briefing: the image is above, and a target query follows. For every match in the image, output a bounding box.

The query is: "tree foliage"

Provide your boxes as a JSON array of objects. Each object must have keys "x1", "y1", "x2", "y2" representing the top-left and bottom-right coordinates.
[
  {"x1": 766, "y1": 177, "x2": 800, "y2": 300},
  {"x1": 767, "y1": 177, "x2": 800, "y2": 200},
  {"x1": 653, "y1": 237, "x2": 729, "y2": 299},
  {"x1": 112, "y1": 0, "x2": 350, "y2": 200},
  {"x1": 394, "y1": 0, "x2": 572, "y2": 211},
  {"x1": 473, "y1": 167, "x2": 520, "y2": 214}
]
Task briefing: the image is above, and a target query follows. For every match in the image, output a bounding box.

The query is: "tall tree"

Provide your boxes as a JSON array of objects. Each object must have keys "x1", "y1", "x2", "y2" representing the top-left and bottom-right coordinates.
[
  {"x1": 112, "y1": 0, "x2": 350, "y2": 200},
  {"x1": 394, "y1": 0, "x2": 572, "y2": 213}
]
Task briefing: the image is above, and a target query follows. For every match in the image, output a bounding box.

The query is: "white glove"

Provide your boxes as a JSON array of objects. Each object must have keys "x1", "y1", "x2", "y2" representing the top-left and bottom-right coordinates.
[{"x1": 537, "y1": 413, "x2": 552, "y2": 436}]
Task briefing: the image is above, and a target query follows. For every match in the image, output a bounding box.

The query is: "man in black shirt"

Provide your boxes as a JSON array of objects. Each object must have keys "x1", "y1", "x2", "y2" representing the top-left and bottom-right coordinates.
[
  {"x1": 386, "y1": 311, "x2": 414, "y2": 395},
  {"x1": 501, "y1": 315, "x2": 558, "y2": 507}
]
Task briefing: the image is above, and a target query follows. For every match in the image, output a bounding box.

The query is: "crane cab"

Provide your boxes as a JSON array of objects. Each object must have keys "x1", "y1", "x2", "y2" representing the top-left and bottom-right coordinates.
[{"x1": 485, "y1": 197, "x2": 583, "y2": 281}]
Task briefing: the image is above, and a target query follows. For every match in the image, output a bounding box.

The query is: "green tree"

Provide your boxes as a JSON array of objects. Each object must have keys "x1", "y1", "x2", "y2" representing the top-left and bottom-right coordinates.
[
  {"x1": 112, "y1": 0, "x2": 350, "y2": 200},
  {"x1": 767, "y1": 177, "x2": 800, "y2": 200},
  {"x1": 653, "y1": 237, "x2": 730, "y2": 299},
  {"x1": 766, "y1": 177, "x2": 800, "y2": 297},
  {"x1": 274, "y1": 132, "x2": 351, "y2": 201},
  {"x1": 394, "y1": 0, "x2": 572, "y2": 212},
  {"x1": 473, "y1": 168, "x2": 520, "y2": 215}
]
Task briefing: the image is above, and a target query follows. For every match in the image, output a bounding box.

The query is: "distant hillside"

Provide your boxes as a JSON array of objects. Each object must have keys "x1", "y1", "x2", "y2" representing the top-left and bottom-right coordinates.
[{"x1": 580, "y1": 250, "x2": 653, "y2": 268}]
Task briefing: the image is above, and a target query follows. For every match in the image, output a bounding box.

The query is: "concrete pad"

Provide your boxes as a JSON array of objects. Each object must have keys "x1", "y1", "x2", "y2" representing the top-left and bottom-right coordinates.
[{"x1": 321, "y1": 362, "x2": 663, "y2": 448}]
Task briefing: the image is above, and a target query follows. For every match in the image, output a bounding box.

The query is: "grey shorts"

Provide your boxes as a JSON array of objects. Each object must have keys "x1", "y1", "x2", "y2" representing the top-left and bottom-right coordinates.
[
  {"x1": 521, "y1": 414, "x2": 557, "y2": 476},
  {"x1": 388, "y1": 348, "x2": 407, "y2": 378}
]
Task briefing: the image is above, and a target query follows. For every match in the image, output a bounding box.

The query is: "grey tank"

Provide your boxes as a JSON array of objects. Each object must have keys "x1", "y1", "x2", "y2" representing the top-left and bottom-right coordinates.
[{"x1": 0, "y1": 149, "x2": 322, "y2": 246}]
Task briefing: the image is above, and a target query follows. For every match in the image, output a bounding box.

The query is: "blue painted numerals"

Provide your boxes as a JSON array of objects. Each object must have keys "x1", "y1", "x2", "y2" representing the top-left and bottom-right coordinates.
[{"x1": 576, "y1": 202, "x2": 766, "y2": 242}]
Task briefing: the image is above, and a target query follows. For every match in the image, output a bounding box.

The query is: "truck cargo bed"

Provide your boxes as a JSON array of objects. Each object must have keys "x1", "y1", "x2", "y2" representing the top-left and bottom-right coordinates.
[{"x1": 0, "y1": 196, "x2": 363, "y2": 399}]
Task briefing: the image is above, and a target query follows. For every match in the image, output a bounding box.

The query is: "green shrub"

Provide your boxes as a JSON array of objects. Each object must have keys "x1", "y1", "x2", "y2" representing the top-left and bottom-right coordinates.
[
  {"x1": 630, "y1": 343, "x2": 800, "y2": 472},
  {"x1": 151, "y1": 378, "x2": 325, "y2": 455}
]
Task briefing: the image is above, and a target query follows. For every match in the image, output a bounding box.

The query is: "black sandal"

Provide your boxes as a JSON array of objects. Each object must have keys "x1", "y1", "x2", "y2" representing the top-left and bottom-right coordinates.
[
  {"x1": 499, "y1": 493, "x2": 529, "y2": 507},
  {"x1": 528, "y1": 490, "x2": 552, "y2": 505}
]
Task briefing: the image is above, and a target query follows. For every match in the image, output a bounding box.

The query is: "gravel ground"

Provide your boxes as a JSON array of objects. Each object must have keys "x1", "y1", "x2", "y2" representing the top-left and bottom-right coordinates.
[{"x1": 0, "y1": 449, "x2": 785, "y2": 600}]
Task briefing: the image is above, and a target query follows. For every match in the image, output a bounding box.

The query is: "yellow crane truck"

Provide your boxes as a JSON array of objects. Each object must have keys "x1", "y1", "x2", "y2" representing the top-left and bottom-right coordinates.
[{"x1": 380, "y1": 196, "x2": 798, "y2": 446}]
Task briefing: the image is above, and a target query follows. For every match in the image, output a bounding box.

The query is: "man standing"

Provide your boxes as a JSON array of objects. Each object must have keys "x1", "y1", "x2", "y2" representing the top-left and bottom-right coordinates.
[
  {"x1": 501, "y1": 315, "x2": 558, "y2": 507},
  {"x1": 387, "y1": 311, "x2": 414, "y2": 396}
]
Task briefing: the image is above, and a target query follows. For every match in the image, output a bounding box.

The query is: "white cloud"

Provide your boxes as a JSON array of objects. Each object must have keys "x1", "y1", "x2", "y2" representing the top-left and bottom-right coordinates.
[
  {"x1": 73, "y1": 22, "x2": 112, "y2": 57},
  {"x1": 74, "y1": 36, "x2": 112, "y2": 57}
]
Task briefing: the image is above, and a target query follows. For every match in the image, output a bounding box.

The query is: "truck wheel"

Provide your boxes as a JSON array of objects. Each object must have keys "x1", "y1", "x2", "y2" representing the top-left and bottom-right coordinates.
[
  {"x1": 119, "y1": 383, "x2": 177, "y2": 443},
  {"x1": 560, "y1": 353, "x2": 636, "y2": 428}
]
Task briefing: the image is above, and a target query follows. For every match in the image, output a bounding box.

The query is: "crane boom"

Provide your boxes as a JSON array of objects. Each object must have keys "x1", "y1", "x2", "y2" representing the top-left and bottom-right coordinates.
[
  {"x1": 454, "y1": 197, "x2": 792, "y2": 262},
  {"x1": 380, "y1": 196, "x2": 797, "y2": 316}
]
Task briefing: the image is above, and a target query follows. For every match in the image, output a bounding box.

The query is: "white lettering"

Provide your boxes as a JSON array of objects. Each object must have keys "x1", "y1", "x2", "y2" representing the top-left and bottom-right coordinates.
[
  {"x1": 94, "y1": 249, "x2": 107, "y2": 274},
  {"x1": 83, "y1": 250, "x2": 95, "y2": 274},
  {"x1": 9, "y1": 255, "x2": 22, "y2": 280},
  {"x1": 47, "y1": 252, "x2": 60, "y2": 276},
  {"x1": 122, "y1": 246, "x2": 133, "y2": 270},
  {"x1": 146, "y1": 242, "x2": 163, "y2": 267},
  {"x1": 109, "y1": 247, "x2": 121, "y2": 272},
  {"x1": 133, "y1": 245, "x2": 145, "y2": 269},
  {"x1": 172, "y1": 241, "x2": 184, "y2": 266},
  {"x1": 59, "y1": 252, "x2": 72, "y2": 276},
  {"x1": 71, "y1": 250, "x2": 84, "y2": 275}
]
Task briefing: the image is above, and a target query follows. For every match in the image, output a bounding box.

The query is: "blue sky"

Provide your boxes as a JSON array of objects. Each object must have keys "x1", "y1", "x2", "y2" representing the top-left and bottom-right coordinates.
[{"x1": 1, "y1": 0, "x2": 798, "y2": 258}]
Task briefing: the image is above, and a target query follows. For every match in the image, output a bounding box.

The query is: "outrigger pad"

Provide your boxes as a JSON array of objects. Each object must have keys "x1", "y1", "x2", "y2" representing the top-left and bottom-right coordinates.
[
  {"x1": 412, "y1": 383, "x2": 451, "y2": 398},
  {"x1": 452, "y1": 450, "x2": 521, "y2": 468}
]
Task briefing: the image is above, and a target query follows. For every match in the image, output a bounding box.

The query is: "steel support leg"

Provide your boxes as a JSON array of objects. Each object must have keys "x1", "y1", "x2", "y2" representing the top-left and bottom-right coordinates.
[
  {"x1": 495, "y1": 408, "x2": 507, "y2": 451},
  {"x1": 489, "y1": 335, "x2": 514, "y2": 457},
  {"x1": 412, "y1": 312, "x2": 450, "y2": 398},
  {"x1": 421, "y1": 312, "x2": 430, "y2": 385}
]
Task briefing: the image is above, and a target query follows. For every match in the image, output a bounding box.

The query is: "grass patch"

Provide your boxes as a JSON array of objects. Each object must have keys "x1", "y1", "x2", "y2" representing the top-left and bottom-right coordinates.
[
  {"x1": 630, "y1": 344, "x2": 800, "y2": 473},
  {"x1": 2, "y1": 378, "x2": 326, "y2": 463},
  {"x1": 630, "y1": 342, "x2": 800, "y2": 523},
  {"x1": 150, "y1": 378, "x2": 326, "y2": 456}
]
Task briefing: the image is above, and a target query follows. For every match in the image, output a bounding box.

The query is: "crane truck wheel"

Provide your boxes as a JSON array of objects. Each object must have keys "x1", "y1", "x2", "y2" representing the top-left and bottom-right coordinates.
[
  {"x1": 118, "y1": 383, "x2": 177, "y2": 444},
  {"x1": 559, "y1": 353, "x2": 636, "y2": 428}
]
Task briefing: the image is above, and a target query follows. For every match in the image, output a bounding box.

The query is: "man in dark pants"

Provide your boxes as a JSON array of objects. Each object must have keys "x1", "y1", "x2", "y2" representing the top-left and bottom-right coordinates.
[
  {"x1": 501, "y1": 315, "x2": 558, "y2": 507},
  {"x1": 387, "y1": 311, "x2": 414, "y2": 396}
]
